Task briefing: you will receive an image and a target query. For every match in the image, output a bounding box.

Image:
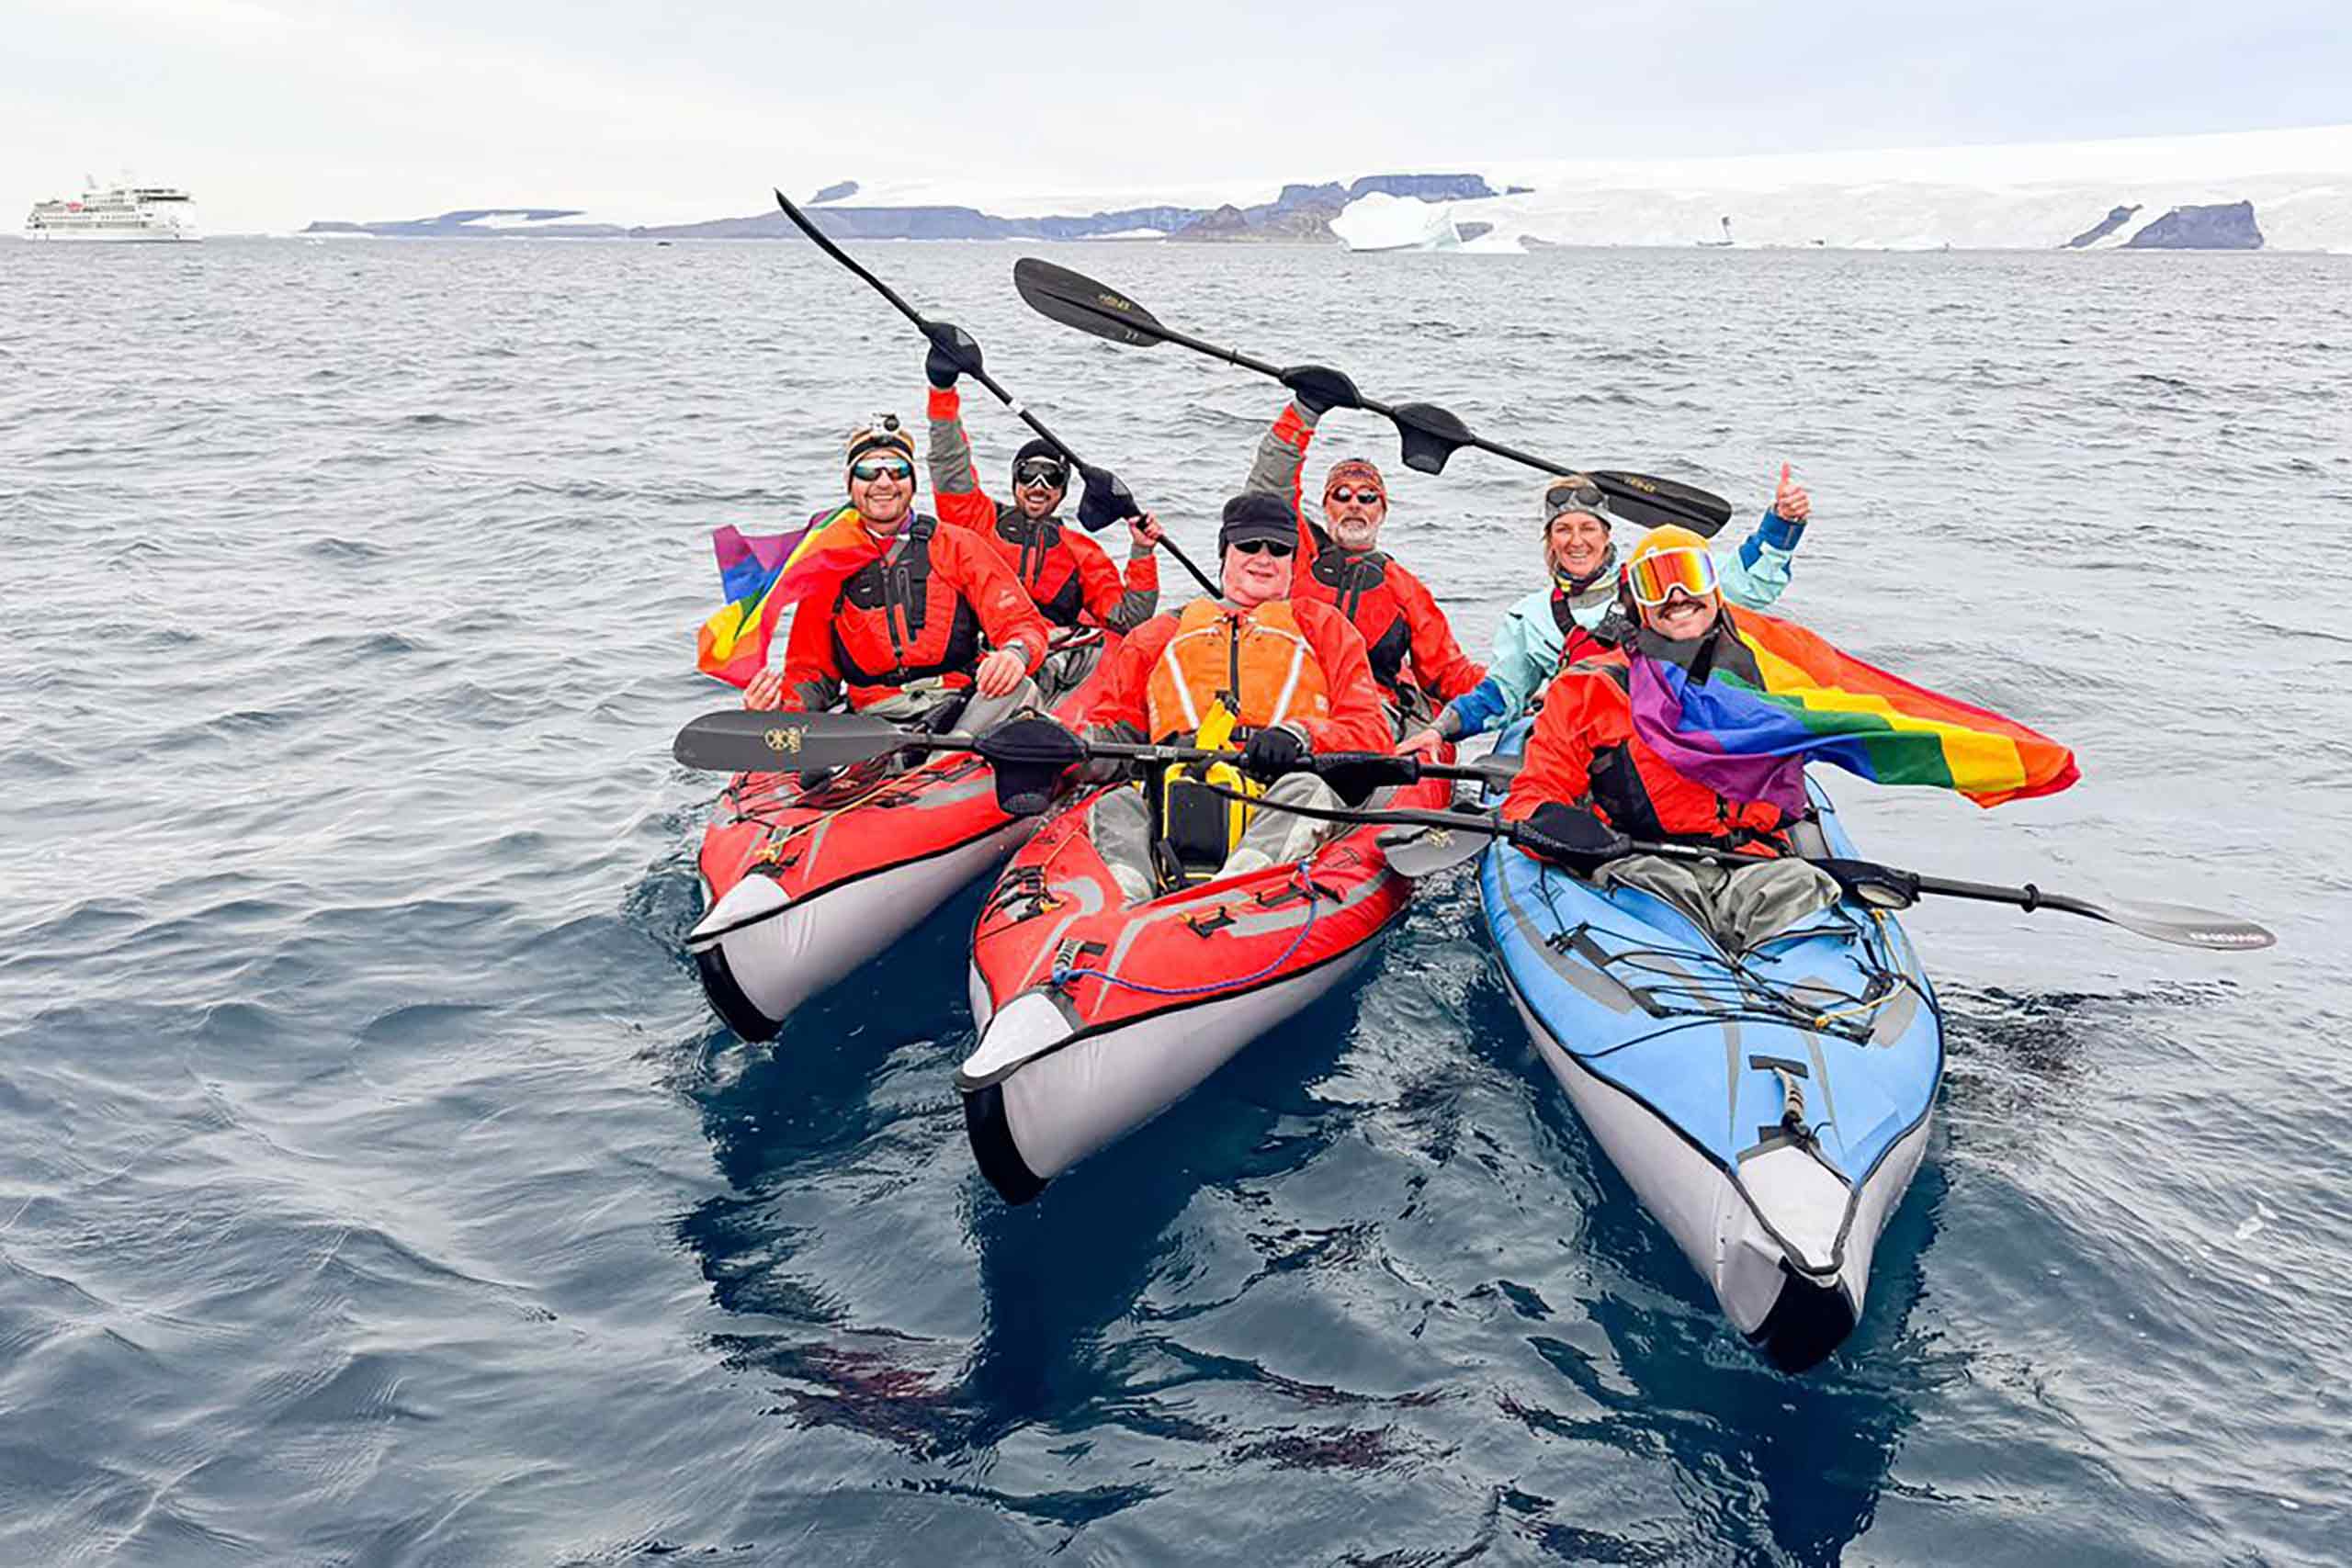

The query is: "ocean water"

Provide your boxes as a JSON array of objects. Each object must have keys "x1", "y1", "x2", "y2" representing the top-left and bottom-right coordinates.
[{"x1": 3, "y1": 236, "x2": 2348, "y2": 1566}]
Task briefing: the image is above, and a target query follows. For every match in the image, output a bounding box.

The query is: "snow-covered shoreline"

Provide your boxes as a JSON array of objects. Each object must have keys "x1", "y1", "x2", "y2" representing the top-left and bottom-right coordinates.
[{"x1": 1342, "y1": 125, "x2": 2352, "y2": 254}]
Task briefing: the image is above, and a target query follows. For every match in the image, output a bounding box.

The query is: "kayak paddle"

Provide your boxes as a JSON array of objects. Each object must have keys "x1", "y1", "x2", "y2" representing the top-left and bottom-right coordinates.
[
  {"x1": 771, "y1": 189, "x2": 1220, "y2": 597},
  {"x1": 1011, "y1": 255, "x2": 1736, "y2": 536},
  {"x1": 1201, "y1": 787, "x2": 2277, "y2": 953},
  {"x1": 672, "y1": 709, "x2": 1518, "y2": 792}
]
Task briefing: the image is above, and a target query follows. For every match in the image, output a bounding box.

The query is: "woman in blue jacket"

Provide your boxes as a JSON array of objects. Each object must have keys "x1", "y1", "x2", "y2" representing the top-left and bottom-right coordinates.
[{"x1": 1400, "y1": 466, "x2": 1813, "y2": 756}]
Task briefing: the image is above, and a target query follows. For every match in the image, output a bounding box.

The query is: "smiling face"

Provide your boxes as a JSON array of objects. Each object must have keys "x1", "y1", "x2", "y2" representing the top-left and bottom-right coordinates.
[
  {"x1": 1546, "y1": 511, "x2": 1611, "y2": 580},
  {"x1": 1012, "y1": 470, "x2": 1065, "y2": 521},
  {"x1": 1640, "y1": 585, "x2": 1720, "y2": 641},
  {"x1": 847, "y1": 456, "x2": 915, "y2": 528},
  {"x1": 1222, "y1": 538, "x2": 1295, "y2": 608},
  {"x1": 1321, "y1": 479, "x2": 1386, "y2": 551}
]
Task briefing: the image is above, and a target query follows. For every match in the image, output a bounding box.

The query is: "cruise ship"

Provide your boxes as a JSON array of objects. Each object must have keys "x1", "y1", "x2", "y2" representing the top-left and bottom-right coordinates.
[{"x1": 24, "y1": 178, "x2": 199, "y2": 243}]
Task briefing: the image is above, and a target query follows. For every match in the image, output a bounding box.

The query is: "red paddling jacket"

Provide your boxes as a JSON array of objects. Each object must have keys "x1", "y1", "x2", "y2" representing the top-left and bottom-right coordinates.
[
  {"x1": 775, "y1": 513, "x2": 1049, "y2": 713},
  {"x1": 1245, "y1": 399, "x2": 1486, "y2": 709},
  {"x1": 928, "y1": 387, "x2": 1159, "y2": 632},
  {"x1": 1500, "y1": 630, "x2": 1792, "y2": 852}
]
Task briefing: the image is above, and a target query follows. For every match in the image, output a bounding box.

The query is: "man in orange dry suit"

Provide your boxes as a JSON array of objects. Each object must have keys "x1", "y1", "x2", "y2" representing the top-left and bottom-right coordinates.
[
  {"x1": 1240, "y1": 368, "x2": 1485, "y2": 728},
  {"x1": 742, "y1": 414, "x2": 1051, "y2": 729},
  {"x1": 924, "y1": 338, "x2": 1164, "y2": 650},
  {"x1": 1502, "y1": 525, "x2": 1839, "y2": 952},
  {"x1": 1076, "y1": 491, "x2": 1394, "y2": 906}
]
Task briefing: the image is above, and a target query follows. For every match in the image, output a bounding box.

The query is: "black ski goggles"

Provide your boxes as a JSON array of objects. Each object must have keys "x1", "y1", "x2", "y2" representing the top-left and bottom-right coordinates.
[
  {"x1": 1544, "y1": 479, "x2": 1608, "y2": 521},
  {"x1": 1013, "y1": 457, "x2": 1069, "y2": 490}
]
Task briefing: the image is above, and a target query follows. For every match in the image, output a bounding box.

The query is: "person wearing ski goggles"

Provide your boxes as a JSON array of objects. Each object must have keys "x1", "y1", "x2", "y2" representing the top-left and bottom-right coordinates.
[
  {"x1": 923, "y1": 332, "x2": 1163, "y2": 637},
  {"x1": 1498, "y1": 523, "x2": 1840, "y2": 949},
  {"x1": 1401, "y1": 464, "x2": 1815, "y2": 759},
  {"x1": 741, "y1": 412, "x2": 1050, "y2": 728},
  {"x1": 1237, "y1": 365, "x2": 1486, "y2": 731}
]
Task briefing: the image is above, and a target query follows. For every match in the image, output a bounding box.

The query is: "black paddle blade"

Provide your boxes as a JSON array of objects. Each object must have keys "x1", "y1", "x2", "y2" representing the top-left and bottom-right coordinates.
[
  {"x1": 1012, "y1": 257, "x2": 1169, "y2": 349},
  {"x1": 922, "y1": 319, "x2": 985, "y2": 377},
  {"x1": 673, "y1": 708, "x2": 912, "y2": 774},
  {"x1": 1388, "y1": 401, "x2": 1476, "y2": 475},
  {"x1": 974, "y1": 716, "x2": 1089, "y2": 816},
  {"x1": 1076, "y1": 464, "x2": 1140, "y2": 532},
  {"x1": 1588, "y1": 469, "x2": 1735, "y2": 537},
  {"x1": 1379, "y1": 821, "x2": 1494, "y2": 879}
]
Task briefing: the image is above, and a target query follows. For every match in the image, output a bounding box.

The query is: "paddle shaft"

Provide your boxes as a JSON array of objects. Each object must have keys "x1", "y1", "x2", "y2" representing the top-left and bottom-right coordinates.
[
  {"x1": 772, "y1": 190, "x2": 1220, "y2": 597},
  {"x1": 1011, "y1": 257, "x2": 1733, "y2": 530},
  {"x1": 1182, "y1": 784, "x2": 2272, "y2": 951}
]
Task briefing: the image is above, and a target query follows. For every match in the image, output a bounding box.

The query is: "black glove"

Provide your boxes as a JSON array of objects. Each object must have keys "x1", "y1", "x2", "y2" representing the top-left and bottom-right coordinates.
[
  {"x1": 1519, "y1": 802, "x2": 1629, "y2": 874},
  {"x1": 1240, "y1": 724, "x2": 1309, "y2": 782},
  {"x1": 1077, "y1": 464, "x2": 1139, "y2": 533},
  {"x1": 1277, "y1": 364, "x2": 1362, "y2": 418},
  {"x1": 924, "y1": 321, "x2": 981, "y2": 389}
]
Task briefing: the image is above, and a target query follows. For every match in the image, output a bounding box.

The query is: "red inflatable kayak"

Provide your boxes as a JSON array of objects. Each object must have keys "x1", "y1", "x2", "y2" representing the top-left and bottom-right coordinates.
[
  {"x1": 956, "y1": 770, "x2": 1452, "y2": 1201},
  {"x1": 687, "y1": 640, "x2": 1111, "y2": 1039}
]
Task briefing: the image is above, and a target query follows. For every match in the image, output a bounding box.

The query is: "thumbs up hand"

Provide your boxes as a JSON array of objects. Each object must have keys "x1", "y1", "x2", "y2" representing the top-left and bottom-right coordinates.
[{"x1": 1772, "y1": 462, "x2": 1811, "y2": 524}]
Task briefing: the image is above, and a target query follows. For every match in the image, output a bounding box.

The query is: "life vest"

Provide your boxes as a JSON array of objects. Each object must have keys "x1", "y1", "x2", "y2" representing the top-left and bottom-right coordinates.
[
  {"x1": 989, "y1": 507, "x2": 1088, "y2": 627},
  {"x1": 1142, "y1": 598, "x2": 1333, "y2": 744},
  {"x1": 1299, "y1": 547, "x2": 1411, "y2": 696},
  {"x1": 1568, "y1": 637, "x2": 1792, "y2": 852},
  {"x1": 827, "y1": 516, "x2": 985, "y2": 691},
  {"x1": 1550, "y1": 589, "x2": 1631, "y2": 669}
]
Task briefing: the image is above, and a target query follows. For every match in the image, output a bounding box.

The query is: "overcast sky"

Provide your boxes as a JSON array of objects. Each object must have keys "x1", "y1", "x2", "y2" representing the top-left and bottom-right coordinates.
[{"x1": 9, "y1": 0, "x2": 2347, "y2": 232}]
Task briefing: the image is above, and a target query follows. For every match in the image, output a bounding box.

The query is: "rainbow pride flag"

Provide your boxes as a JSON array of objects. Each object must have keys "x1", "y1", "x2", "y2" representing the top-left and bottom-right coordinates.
[
  {"x1": 694, "y1": 507, "x2": 875, "y2": 687},
  {"x1": 1627, "y1": 609, "x2": 2079, "y2": 812}
]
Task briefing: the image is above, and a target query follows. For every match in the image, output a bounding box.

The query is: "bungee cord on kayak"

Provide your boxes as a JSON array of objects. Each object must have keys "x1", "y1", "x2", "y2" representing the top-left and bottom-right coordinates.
[{"x1": 671, "y1": 190, "x2": 2276, "y2": 1372}]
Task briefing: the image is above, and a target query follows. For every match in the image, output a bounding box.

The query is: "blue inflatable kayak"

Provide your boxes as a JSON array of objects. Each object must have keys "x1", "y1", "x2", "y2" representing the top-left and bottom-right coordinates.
[{"x1": 1480, "y1": 726, "x2": 1943, "y2": 1372}]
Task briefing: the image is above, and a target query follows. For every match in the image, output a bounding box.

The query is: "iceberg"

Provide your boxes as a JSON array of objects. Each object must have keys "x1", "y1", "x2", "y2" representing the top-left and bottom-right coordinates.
[{"x1": 1332, "y1": 192, "x2": 1461, "y2": 253}]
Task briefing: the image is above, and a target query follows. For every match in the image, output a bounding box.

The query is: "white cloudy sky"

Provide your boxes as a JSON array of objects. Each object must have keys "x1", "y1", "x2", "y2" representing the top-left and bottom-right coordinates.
[{"x1": 8, "y1": 0, "x2": 2347, "y2": 231}]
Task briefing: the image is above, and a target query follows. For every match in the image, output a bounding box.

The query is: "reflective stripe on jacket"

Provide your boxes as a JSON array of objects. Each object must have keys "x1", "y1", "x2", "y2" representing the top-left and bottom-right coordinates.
[{"x1": 1086, "y1": 596, "x2": 1392, "y2": 755}]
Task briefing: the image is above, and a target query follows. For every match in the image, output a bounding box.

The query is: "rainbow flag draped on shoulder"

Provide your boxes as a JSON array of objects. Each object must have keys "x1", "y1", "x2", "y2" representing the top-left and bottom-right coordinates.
[
  {"x1": 694, "y1": 507, "x2": 876, "y2": 687},
  {"x1": 1627, "y1": 609, "x2": 2080, "y2": 812}
]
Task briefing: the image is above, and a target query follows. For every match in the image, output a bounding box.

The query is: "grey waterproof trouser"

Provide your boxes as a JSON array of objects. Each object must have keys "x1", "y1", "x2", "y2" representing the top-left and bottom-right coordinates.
[
  {"x1": 1090, "y1": 773, "x2": 1346, "y2": 907},
  {"x1": 860, "y1": 678, "x2": 1040, "y2": 734},
  {"x1": 1594, "y1": 853, "x2": 1841, "y2": 953}
]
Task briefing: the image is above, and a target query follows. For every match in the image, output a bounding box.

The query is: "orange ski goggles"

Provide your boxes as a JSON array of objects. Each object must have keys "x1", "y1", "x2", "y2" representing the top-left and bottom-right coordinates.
[{"x1": 1623, "y1": 546, "x2": 1719, "y2": 607}]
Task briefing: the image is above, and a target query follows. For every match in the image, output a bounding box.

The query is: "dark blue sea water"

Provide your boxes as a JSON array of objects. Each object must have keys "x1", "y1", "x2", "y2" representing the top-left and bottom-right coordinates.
[{"x1": 3, "y1": 237, "x2": 2347, "y2": 1565}]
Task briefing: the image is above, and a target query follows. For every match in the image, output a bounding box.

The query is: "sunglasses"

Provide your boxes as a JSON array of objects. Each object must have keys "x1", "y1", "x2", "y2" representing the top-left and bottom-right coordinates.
[
  {"x1": 1013, "y1": 459, "x2": 1069, "y2": 489},
  {"x1": 1327, "y1": 486, "x2": 1385, "y2": 506},
  {"x1": 1624, "y1": 547, "x2": 1720, "y2": 607},
  {"x1": 1545, "y1": 480, "x2": 1606, "y2": 519},
  {"x1": 850, "y1": 457, "x2": 913, "y2": 482},
  {"x1": 1231, "y1": 538, "x2": 1295, "y2": 558}
]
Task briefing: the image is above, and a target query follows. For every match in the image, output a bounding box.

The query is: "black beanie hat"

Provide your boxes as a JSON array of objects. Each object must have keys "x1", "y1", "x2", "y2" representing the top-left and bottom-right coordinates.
[
  {"x1": 1219, "y1": 491, "x2": 1297, "y2": 551},
  {"x1": 1010, "y1": 437, "x2": 1068, "y2": 487}
]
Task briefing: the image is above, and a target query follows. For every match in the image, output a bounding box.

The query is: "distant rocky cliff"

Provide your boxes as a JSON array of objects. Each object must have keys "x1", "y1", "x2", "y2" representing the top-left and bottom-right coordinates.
[
  {"x1": 2064, "y1": 205, "x2": 2141, "y2": 247},
  {"x1": 2124, "y1": 201, "x2": 2264, "y2": 250},
  {"x1": 306, "y1": 174, "x2": 1506, "y2": 244}
]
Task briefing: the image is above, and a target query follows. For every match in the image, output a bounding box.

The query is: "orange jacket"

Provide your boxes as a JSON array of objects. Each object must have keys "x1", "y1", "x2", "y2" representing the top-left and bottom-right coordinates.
[
  {"x1": 927, "y1": 387, "x2": 1159, "y2": 632},
  {"x1": 1500, "y1": 648, "x2": 1790, "y2": 850},
  {"x1": 1246, "y1": 398, "x2": 1485, "y2": 705},
  {"x1": 1086, "y1": 596, "x2": 1392, "y2": 754},
  {"x1": 776, "y1": 514, "x2": 1050, "y2": 712}
]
